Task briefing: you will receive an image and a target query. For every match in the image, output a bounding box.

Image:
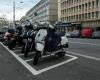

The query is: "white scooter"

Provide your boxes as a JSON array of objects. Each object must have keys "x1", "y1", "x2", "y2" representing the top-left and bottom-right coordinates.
[{"x1": 33, "y1": 26, "x2": 68, "y2": 65}]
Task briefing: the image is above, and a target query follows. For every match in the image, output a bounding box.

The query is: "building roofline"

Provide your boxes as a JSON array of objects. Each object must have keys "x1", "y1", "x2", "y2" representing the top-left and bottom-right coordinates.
[{"x1": 26, "y1": 0, "x2": 45, "y2": 16}]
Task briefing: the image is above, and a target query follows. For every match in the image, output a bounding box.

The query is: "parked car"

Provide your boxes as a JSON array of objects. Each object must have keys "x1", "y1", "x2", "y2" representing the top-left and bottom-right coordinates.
[
  {"x1": 70, "y1": 30, "x2": 80, "y2": 38},
  {"x1": 92, "y1": 31, "x2": 100, "y2": 39},
  {"x1": 56, "y1": 31, "x2": 65, "y2": 37},
  {"x1": 81, "y1": 28, "x2": 93, "y2": 38},
  {"x1": 65, "y1": 32, "x2": 71, "y2": 37}
]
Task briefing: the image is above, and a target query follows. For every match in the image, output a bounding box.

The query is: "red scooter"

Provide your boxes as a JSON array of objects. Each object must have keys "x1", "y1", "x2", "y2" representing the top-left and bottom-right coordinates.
[{"x1": 4, "y1": 29, "x2": 16, "y2": 49}]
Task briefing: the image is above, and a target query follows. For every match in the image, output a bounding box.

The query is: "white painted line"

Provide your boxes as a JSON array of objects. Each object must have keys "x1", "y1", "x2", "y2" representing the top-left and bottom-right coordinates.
[
  {"x1": 70, "y1": 42, "x2": 100, "y2": 46},
  {"x1": 18, "y1": 52, "x2": 35, "y2": 56},
  {"x1": 25, "y1": 54, "x2": 60, "y2": 62},
  {"x1": 25, "y1": 58, "x2": 33, "y2": 62},
  {"x1": 0, "y1": 42, "x2": 78, "y2": 75},
  {"x1": 13, "y1": 49, "x2": 21, "y2": 52},
  {"x1": 0, "y1": 42, "x2": 39, "y2": 75},
  {"x1": 36, "y1": 55, "x2": 77, "y2": 75},
  {"x1": 25, "y1": 54, "x2": 77, "y2": 62},
  {"x1": 66, "y1": 51, "x2": 100, "y2": 61},
  {"x1": 14, "y1": 47, "x2": 22, "y2": 49},
  {"x1": 18, "y1": 53, "x2": 25, "y2": 56},
  {"x1": 25, "y1": 54, "x2": 54, "y2": 62}
]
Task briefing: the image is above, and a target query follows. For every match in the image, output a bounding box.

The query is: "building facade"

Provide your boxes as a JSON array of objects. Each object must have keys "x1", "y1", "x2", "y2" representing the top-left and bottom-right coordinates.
[
  {"x1": 61, "y1": 0, "x2": 100, "y2": 30},
  {"x1": 58, "y1": 0, "x2": 61, "y2": 21},
  {"x1": 26, "y1": 0, "x2": 58, "y2": 24}
]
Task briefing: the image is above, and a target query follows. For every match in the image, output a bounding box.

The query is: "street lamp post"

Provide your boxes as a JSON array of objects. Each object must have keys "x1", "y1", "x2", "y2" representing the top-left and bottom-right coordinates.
[
  {"x1": 13, "y1": 1, "x2": 15, "y2": 29},
  {"x1": 13, "y1": 1, "x2": 23, "y2": 29}
]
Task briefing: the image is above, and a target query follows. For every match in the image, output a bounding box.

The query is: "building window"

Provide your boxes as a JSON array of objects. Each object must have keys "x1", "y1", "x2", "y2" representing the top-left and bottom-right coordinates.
[
  {"x1": 85, "y1": 3, "x2": 87, "y2": 10},
  {"x1": 85, "y1": 13, "x2": 87, "y2": 20},
  {"x1": 76, "y1": 15, "x2": 78, "y2": 21},
  {"x1": 92, "y1": 12, "x2": 94, "y2": 19},
  {"x1": 88, "y1": 2, "x2": 91, "y2": 9},
  {"x1": 88, "y1": 13, "x2": 91, "y2": 19},
  {"x1": 96, "y1": 11, "x2": 98, "y2": 18},
  {"x1": 82, "y1": 4, "x2": 84, "y2": 11},
  {"x1": 79, "y1": 5, "x2": 81, "y2": 12},
  {"x1": 96, "y1": 0, "x2": 99, "y2": 7},
  {"x1": 92, "y1": 1, "x2": 95, "y2": 8}
]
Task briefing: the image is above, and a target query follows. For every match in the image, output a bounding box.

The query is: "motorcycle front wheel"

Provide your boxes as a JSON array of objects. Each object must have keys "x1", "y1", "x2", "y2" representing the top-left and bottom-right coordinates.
[
  {"x1": 8, "y1": 40, "x2": 16, "y2": 50},
  {"x1": 24, "y1": 42, "x2": 31, "y2": 58},
  {"x1": 33, "y1": 51, "x2": 41, "y2": 65}
]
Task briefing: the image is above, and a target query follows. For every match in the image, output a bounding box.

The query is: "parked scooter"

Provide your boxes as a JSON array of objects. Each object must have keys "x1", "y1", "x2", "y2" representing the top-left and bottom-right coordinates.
[
  {"x1": 16, "y1": 26, "x2": 23, "y2": 46},
  {"x1": 33, "y1": 24, "x2": 69, "y2": 65},
  {"x1": 4, "y1": 28, "x2": 16, "y2": 49}
]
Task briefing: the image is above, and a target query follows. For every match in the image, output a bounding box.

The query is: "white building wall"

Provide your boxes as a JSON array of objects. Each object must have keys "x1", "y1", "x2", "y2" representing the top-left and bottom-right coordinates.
[{"x1": 26, "y1": 0, "x2": 58, "y2": 24}]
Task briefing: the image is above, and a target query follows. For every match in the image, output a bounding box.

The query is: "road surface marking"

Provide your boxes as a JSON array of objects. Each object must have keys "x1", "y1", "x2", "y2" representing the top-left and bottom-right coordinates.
[
  {"x1": 13, "y1": 49, "x2": 21, "y2": 52},
  {"x1": 18, "y1": 53, "x2": 25, "y2": 56},
  {"x1": 35, "y1": 54, "x2": 77, "y2": 75},
  {"x1": 66, "y1": 51, "x2": 100, "y2": 61},
  {"x1": 25, "y1": 58, "x2": 33, "y2": 62},
  {"x1": 0, "y1": 42, "x2": 78, "y2": 75},
  {"x1": 70, "y1": 42, "x2": 100, "y2": 46},
  {"x1": 14, "y1": 47, "x2": 22, "y2": 49},
  {"x1": 25, "y1": 54, "x2": 55, "y2": 62},
  {"x1": 18, "y1": 52, "x2": 35, "y2": 56},
  {"x1": 0, "y1": 42, "x2": 38, "y2": 75}
]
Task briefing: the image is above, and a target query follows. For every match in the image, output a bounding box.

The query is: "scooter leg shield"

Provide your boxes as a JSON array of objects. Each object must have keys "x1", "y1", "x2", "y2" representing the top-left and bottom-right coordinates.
[{"x1": 36, "y1": 43, "x2": 44, "y2": 52}]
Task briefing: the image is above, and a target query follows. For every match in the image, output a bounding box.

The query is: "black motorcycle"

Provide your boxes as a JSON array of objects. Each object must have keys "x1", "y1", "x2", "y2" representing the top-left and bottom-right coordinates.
[{"x1": 24, "y1": 29, "x2": 36, "y2": 58}]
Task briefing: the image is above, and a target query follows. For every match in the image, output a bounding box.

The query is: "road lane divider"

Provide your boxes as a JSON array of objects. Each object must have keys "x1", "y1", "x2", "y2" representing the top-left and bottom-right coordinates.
[
  {"x1": 66, "y1": 51, "x2": 100, "y2": 61},
  {"x1": 69, "y1": 42, "x2": 100, "y2": 46}
]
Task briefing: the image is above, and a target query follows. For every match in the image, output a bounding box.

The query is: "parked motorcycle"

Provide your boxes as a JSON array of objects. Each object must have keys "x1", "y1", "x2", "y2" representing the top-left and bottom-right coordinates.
[
  {"x1": 33, "y1": 24, "x2": 69, "y2": 65},
  {"x1": 23, "y1": 22, "x2": 43, "y2": 58},
  {"x1": 24, "y1": 29, "x2": 36, "y2": 57}
]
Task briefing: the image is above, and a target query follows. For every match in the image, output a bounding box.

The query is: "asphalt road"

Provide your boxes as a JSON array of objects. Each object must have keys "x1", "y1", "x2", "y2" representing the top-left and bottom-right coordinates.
[{"x1": 0, "y1": 38, "x2": 100, "y2": 80}]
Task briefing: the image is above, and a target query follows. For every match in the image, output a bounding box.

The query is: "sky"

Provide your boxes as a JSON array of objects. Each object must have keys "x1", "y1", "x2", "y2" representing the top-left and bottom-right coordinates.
[{"x1": 0, "y1": 0, "x2": 40, "y2": 21}]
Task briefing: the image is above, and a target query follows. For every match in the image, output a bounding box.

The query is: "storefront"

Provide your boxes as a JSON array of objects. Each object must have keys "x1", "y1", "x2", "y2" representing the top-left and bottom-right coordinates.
[{"x1": 56, "y1": 22, "x2": 82, "y2": 32}]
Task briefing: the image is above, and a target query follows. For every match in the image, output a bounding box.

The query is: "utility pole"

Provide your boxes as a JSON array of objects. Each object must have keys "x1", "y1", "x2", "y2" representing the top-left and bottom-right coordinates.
[
  {"x1": 13, "y1": 1, "x2": 15, "y2": 29},
  {"x1": 45, "y1": 1, "x2": 47, "y2": 23}
]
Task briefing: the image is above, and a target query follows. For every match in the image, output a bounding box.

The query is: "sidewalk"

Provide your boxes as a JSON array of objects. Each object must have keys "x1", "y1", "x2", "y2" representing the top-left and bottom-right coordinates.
[{"x1": 0, "y1": 43, "x2": 39, "y2": 80}]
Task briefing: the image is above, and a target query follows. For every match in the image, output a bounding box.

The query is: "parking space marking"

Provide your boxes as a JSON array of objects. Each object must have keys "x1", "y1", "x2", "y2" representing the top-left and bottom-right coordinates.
[
  {"x1": 35, "y1": 54, "x2": 78, "y2": 75},
  {"x1": 1, "y1": 42, "x2": 78, "y2": 75},
  {"x1": 66, "y1": 51, "x2": 100, "y2": 61},
  {"x1": 25, "y1": 58, "x2": 33, "y2": 62},
  {"x1": 70, "y1": 42, "x2": 100, "y2": 46},
  {"x1": 18, "y1": 52, "x2": 35, "y2": 56},
  {"x1": 13, "y1": 49, "x2": 21, "y2": 52},
  {"x1": 0, "y1": 42, "x2": 39, "y2": 75},
  {"x1": 25, "y1": 54, "x2": 55, "y2": 62},
  {"x1": 17, "y1": 53, "x2": 25, "y2": 56},
  {"x1": 25, "y1": 54, "x2": 56, "y2": 62},
  {"x1": 14, "y1": 47, "x2": 22, "y2": 49}
]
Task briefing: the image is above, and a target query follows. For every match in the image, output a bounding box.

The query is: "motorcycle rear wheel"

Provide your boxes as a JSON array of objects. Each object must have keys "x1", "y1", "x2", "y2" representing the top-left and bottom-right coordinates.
[{"x1": 57, "y1": 52, "x2": 65, "y2": 57}]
